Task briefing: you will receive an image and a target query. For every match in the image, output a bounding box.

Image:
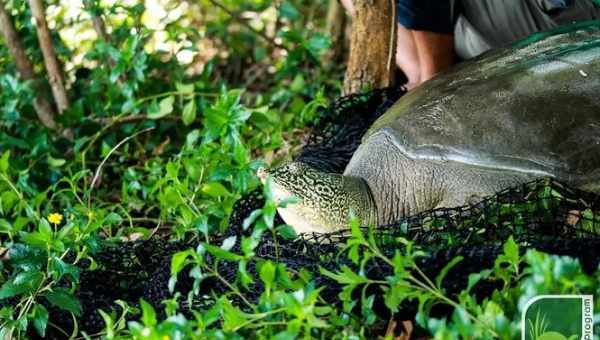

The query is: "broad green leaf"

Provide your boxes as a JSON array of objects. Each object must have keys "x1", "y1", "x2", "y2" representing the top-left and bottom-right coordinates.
[
  {"x1": 0, "y1": 219, "x2": 12, "y2": 233},
  {"x1": 44, "y1": 288, "x2": 82, "y2": 316},
  {"x1": 201, "y1": 182, "x2": 230, "y2": 198},
  {"x1": 0, "y1": 281, "x2": 30, "y2": 299},
  {"x1": 22, "y1": 232, "x2": 51, "y2": 248},
  {"x1": 30, "y1": 304, "x2": 48, "y2": 337}
]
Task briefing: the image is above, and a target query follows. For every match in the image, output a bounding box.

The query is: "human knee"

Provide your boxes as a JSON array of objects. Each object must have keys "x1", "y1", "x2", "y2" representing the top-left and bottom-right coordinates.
[{"x1": 340, "y1": 0, "x2": 355, "y2": 17}]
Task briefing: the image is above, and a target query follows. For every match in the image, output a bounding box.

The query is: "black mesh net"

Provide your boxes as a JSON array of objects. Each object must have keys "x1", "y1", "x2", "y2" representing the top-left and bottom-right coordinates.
[{"x1": 25, "y1": 88, "x2": 600, "y2": 338}]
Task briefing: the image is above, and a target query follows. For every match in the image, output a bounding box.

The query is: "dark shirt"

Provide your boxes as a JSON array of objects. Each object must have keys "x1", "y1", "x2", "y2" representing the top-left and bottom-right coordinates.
[{"x1": 396, "y1": 0, "x2": 454, "y2": 33}]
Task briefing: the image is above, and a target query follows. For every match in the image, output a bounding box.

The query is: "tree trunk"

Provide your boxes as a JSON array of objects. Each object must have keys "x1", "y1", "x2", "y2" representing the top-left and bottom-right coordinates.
[
  {"x1": 343, "y1": 0, "x2": 396, "y2": 95},
  {"x1": 0, "y1": 0, "x2": 57, "y2": 129},
  {"x1": 28, "y1": 0, "x2": 70, "y2": 113},
  {"x1": 324, "y1": 0, "x2": 347, "y2": 66}
]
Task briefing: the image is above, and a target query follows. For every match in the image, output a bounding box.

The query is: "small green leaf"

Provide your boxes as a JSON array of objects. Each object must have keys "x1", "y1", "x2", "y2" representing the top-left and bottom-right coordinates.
[
  {"x1": 435, "y1": 256, "x2": 463, "y2": 288},
  {"x1": 0, "y1": 150, "x2": 9, "y2": 173},
  {"x1": 290, "y1": 74, "x2": 305, "y2": 92},
  {"x1": 276, "y1": 224, "x2": 297, "y2": 240},
  {"x1": 242, "y1": 210, "x2": 262, "y2": 230},
  {"x1": 503, "y1": 236, "x2": 519, "y2": 264},
  {"x1": 175, "y1": 82, "x2": 194, "y2": 95},
  {"x1": 221, "y1": 236, "x2": 237, "y2": 251},
  {"x1": 47, "y1": 155, "x2": 66, "y2": 167},
  {"x1": 39, "y1": 219, "x2": 52, "y2": 238},
  {"x1": 182, "y1": 100, "x2": 196, "y2": 126},
  {"x1": 49, "y1": 256, "x2": 80, "y2": 282},
  {"x1": 171, "y1": 249, "x2": 192, "y2": 276},
  {"x1": 140, "y1": 299, "x2": 157, "y2": 327},
  {"x1": 279, "y1": 1, "x2": 299, "y2": 19},
  {"x1": 222, "y1": 299, "x2": 249, "y2": 332},
  {"x1": 320, "y1": 266, "x2": 368, "y2": 285},
  {"x1": 305, "y1": 33, "x2": 331, "y2": 57},
  {"x1": 467, "y1": 269, "x2": 491, "y2": 292},
  {"x1": 204, "y1": 244, "x2": 243, "y2": 261},
  {"x1": 148, "y1": 95, "x2": 174, "y2": 119},
  {"x1": 259, "y1": 260, "x2": 276, "y2": 289},
  {"x1": 98, "y1": 309, "x2": 114, "y2": 338}
]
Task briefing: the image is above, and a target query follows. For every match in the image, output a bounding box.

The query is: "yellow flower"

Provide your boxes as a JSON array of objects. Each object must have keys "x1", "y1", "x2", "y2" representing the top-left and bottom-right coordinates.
[
  {"x1": 48, "y1": 213, "x2": 63, "y2": 225},
  {"x1": 162, "y1": 336, "x2": 170, "y2": 340},
  {"x1": 87, "y1": 211, "x2": 95, "y2": 220}
]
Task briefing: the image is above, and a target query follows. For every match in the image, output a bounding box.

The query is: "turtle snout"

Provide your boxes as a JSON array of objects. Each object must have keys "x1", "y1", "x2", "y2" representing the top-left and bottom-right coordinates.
[{"x1": 257, "y1": 167, "x2": 269, "y2": 183}]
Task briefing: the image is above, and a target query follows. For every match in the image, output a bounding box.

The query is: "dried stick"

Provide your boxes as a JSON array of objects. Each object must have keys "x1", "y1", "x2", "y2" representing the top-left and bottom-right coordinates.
[
  {"x1": 28, "y1": 0, "x2": 70, "y2": 113},
  {"x1": 0, "y1": 0, "x2": 57, "y2": 129}
]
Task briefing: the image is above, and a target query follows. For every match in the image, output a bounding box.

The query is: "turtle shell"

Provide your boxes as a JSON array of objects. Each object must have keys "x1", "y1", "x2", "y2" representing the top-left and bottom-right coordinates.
[{"x1": 367, "y1": 22, "x2": 600, "y2": 181}]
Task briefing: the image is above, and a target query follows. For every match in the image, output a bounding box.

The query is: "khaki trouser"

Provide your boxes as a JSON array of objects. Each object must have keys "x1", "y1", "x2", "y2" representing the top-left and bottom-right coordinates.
[{"x1": 454, "y1": 0, "x2": 600, "y2": 59}]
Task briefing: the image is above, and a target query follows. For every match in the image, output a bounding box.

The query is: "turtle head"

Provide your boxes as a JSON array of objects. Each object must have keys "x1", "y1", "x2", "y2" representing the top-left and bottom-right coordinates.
[{"x1": 257, "y1": 161, "x2": 377, "y2": 233}]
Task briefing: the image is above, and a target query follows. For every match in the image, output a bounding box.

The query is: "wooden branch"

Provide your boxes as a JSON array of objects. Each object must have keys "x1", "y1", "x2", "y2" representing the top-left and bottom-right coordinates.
[
  {"x1": 207, "y1": 0, "x2": 282, "y2": 48},
  {"x1": 90, "y1": 11, "x2": 109, "y2": 43},
  {"x1": 28, "y1": 0, "x2": 70, "y2": 113},
  {"x1": 83, "y1": 0, "x2": 128, "y2": 85},
  {"x1": 0, "y1": 0, "x2": 57, "y2": 129},
  {"x1": 93, "y1": 113, "x2": 181, "y2": 126},
  {"x1": 83, "y1": 0, "x2": 110, "y2": 43}
]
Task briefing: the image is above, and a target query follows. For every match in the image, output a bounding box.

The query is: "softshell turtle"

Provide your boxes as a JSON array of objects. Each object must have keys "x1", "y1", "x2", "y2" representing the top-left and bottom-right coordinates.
[{"x1": 259, "y1": 23, "x2": 600, "y2": 234}]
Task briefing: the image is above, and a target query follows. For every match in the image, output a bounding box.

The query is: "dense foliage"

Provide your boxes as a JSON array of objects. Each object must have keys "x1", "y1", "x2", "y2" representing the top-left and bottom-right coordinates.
[{"x1": 0, "y1": 1, "x2": 598, "y2": 339}]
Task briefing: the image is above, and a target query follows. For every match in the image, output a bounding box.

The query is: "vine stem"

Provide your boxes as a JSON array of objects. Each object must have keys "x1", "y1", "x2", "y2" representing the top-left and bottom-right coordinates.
[
  {"x1": 87, "y1": 127, "x2": 154, "y2": 208},
  {"x1": 211, "y1": 265, "x2": 254, "y2": 310},
  {"x1": 0, "y1": 173, "x2": 39, "y2": 220},
  {"x1": 231, "y1": 308, "x2": 286, "y2": 332},
  {"x1": 134, "y1": 90, "x2": 218, "y2": 104}
]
